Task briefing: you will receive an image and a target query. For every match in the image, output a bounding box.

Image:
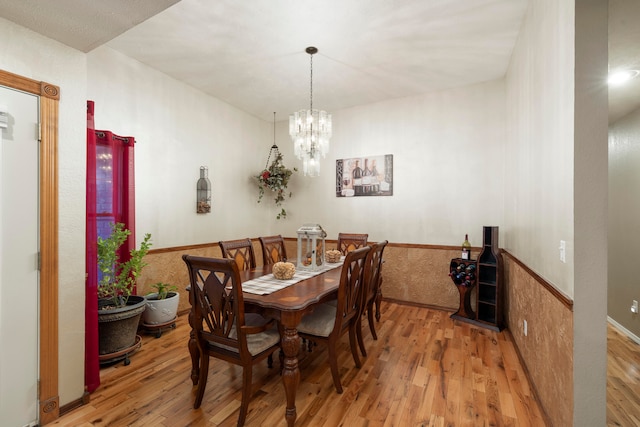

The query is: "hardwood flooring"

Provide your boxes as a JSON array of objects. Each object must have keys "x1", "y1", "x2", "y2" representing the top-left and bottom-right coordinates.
[
  {"x1": 52, "y1": 302, "x2": 547, "y2": 426},
  {"x1": 607, "y1": 323, "x2": 640, "y2": 426}
]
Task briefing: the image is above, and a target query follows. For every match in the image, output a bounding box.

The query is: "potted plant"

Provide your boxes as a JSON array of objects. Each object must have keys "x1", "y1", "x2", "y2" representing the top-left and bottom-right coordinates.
[
  {"x1": 97, "y1": 222, "x2": 152, "y2": 363},
  {"x1": 142, "y1": 282, "x2": 180, "y2": 328},
  {"x1": 256, "y1": 152, "x2": 296, "y2": 219}
]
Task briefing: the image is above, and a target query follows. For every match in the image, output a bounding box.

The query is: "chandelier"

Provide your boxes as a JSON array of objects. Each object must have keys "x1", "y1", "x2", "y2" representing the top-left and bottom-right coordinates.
[{"x1": 289, "y1": 47, "x2": 332, "y2": 177}]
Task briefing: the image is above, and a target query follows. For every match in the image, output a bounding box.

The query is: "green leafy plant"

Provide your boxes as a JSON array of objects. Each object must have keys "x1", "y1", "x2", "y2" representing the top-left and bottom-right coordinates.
[
  {"x1": 256, "y1": 153, "x2": 296, "y2": 219},
  {"x1": 148, "y1": 282, "x2": 178, "y2": 300},
  {"x1": 97, "y1": 222, "x2": 152, "y2": 309}
]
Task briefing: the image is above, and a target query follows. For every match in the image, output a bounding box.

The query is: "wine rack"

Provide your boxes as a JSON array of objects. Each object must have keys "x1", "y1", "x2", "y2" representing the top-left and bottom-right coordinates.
[
  {"x1": 475, "y1": 226, "x2": 503, "y2": 331},
  {"x1": 448, "y1": 258, "x2": 477, "y2": 322}
]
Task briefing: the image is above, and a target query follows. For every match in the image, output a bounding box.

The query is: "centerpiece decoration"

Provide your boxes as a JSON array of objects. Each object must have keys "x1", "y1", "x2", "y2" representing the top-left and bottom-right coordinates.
[
  {"x1": 326, "y1": 249, "x2": 342, "y2": 263},
  {"x1": 256, "y1": 113, "x2": 296, "y2": 219},
  {"x1": 296, "y1": 223, "x2": 327, "y2": 271},
  {"x1": 273, "y1": 261, "x2": 296, "y2": 280}
]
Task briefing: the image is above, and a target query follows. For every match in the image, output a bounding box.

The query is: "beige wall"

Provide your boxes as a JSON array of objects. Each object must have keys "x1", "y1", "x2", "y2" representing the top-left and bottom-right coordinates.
[
  {"x1": 0, "y1": 17, "x2": 88, "y2": 406},
  {"x1": 270, "y1": 80, "x2": 506, "y2": 247},
  {"x1": 87, "y1": 46, "x2": 274, "y2": 246},
  {"x1": 504, "y1": 0, "x2": 575, "y2": 296},
  {"x1": 505, "y1": 1, "x2": 608, "y2": 425},
  {"x1": 609, "y1": 108, "x2": 640, "y2": 336}
]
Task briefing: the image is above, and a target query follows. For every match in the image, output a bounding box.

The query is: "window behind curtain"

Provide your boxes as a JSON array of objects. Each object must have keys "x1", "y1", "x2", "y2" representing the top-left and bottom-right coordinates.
[{"x1": 95, "y1": 130, "x2": 136, "y2": 267}]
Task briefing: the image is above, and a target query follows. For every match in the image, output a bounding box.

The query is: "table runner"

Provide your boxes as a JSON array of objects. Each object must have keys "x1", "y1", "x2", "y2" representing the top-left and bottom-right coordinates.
[{"x1": 241, "y1": 261, "x2": 344, "y2": 295}]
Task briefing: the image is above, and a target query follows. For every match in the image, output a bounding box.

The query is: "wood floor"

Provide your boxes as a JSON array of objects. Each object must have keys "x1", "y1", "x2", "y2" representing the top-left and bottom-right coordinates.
[
  {"x1": 52, "y1": 302, "x2": 548, "y2": 426},
  {"x1": 607, "y1": 323, "x2": 640, "y2": 426}
]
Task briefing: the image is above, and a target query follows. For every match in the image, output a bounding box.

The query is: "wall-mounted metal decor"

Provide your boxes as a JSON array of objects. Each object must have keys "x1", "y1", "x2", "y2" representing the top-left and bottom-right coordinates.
[
  {"x1": 197, "y1": 166, "x2": 211, "y2": 213},
  {"x1": 336, "y1": 154, "x2": 393, "y2": 197}
]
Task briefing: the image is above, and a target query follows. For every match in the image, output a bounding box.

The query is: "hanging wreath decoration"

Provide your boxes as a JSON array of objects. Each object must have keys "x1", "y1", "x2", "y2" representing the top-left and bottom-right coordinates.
[{"x1": 256, "y1": 114, "x2": 297, "y2": 219}]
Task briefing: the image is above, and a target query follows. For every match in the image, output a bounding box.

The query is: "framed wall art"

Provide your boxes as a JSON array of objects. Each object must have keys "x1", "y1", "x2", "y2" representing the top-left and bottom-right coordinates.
[{"x1": 336, "y1": 154, "x2": 393, "y2": 197}]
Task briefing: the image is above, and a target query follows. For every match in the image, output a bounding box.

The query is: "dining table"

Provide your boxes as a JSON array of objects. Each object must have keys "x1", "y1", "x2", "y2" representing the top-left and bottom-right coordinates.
[{"x1": 187, "y1": 260, "x2": 344, "y2": 427}]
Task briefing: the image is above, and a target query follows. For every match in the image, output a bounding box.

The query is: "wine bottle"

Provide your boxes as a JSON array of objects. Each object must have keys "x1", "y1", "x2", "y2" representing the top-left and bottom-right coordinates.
[
  {"x1": 370, "y1": 159, "x2": 380, "y2": 193},
  {"x1": 352, "y1": 160, "x2": 363, "y2": 195},
  {"x1": 461, "y1": 234, "x2": 471, "y2": 260},
  {"x1": 363, "y1": 159, "x2": 372, "y2": 186}
]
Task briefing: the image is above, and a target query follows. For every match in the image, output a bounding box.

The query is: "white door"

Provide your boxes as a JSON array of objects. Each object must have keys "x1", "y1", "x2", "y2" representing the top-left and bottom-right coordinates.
[{"x1": 0, "y1": 86, "x2": 40, "y2": 427}]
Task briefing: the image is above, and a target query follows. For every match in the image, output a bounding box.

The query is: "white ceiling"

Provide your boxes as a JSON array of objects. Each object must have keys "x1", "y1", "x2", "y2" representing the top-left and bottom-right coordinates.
[{"x1": 1, "y1": 0, "x2": 638, "y2": 124}]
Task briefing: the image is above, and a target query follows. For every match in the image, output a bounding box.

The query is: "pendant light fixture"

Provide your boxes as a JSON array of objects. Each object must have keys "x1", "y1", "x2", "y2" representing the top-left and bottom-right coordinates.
[{"x1": 289, "y1": 46, "x2": 332, "y2": 177}]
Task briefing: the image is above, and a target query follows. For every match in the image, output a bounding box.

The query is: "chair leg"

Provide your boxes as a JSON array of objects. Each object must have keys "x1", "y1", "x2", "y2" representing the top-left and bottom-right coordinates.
[
  {"x1": 356, "y1": 316, "x2": 367, "y2": 357},
  {"x1": 193, "y1": 352, "x2": 210, "y2": 409},
  {"x1": 238, "y1": 364, "x2": 253, "y2": 427},
  {"x1": 327, "y1": 343, "x2": 343, "y2": 394},
  {"x1": 367, "y1": 302, "x2": 378, "y2": 340},
  {"x1": 348, "y1": 325, "x2": 362, "y2": 368},
  {"x1": 375, "y1": 290, "x2": 382, "y2": 322},
  {"x1": 267, "y1": 353, "x2": 273, "y2": 368}
]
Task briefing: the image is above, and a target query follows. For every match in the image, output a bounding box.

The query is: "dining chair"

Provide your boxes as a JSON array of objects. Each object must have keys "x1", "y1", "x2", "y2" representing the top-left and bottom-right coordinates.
[
  {"x1": 182, "y1": 255, "x2": 280, "y2": 427},
  {"x1": 258, "y1": 235, "x2": 287, "y2": 265},
  {"x1": 337, "y1": 232, "x2": 369, "y2": 255},
  {"x1": 297, "y1": 246, "x2": 371, "y2": 394},
  {"x1": 356, "y1": 240, "x2": 388, "y2": 357},
  {"x1": 219, "y1": 238, "x2": 256, "y2": 271}
]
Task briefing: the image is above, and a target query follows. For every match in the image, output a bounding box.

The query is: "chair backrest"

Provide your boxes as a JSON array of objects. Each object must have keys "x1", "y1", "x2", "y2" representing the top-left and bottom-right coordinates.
[
  {"x1": 182, "y1": 255, "x2": 251, "y2": 358},
  {"x1": 259, "y1": 235, "x2": 287, "y2": 265},
  {"x1": 219, "y1": 238, "x2": 256, "y2": 271},
  {"x1": 333, "y1": 246, "x2": 371, "y2": 333},
  {"x1": 337, "y1": 233, "x2": 369, "y2": 255},
  {"x1": 363, "y1": 240, "x2": 388, "y2": 307}
]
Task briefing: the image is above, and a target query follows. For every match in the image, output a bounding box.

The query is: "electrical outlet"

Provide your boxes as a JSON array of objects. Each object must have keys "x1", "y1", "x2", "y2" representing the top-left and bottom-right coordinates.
[
  {"x1": 632, "y1": 300, "x2": 639, "y2": 314},
  {"x1": 559, "y1": 240, "x2": 566, "y2": 263},
  {"x1": 523, "y1": 319, "x2": 528, "y2": 336}
]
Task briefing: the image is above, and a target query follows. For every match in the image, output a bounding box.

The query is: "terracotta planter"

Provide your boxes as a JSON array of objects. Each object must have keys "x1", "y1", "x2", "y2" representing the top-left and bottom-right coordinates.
[
  {"x1": 98, "y1": 295, "x2": 146, "y2": 356},
  {"x1": 142, "y1": 292, "x2": 180, "y2": 325}
]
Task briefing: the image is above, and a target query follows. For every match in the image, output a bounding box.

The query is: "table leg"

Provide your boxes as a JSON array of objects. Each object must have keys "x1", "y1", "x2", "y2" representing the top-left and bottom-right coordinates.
[{"x1": 280, "y1": 322, "x2": 301, "y2": 427}]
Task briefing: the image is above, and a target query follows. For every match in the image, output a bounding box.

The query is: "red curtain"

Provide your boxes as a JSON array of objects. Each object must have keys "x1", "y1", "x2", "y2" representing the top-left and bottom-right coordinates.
[
  {"x1": 85, "y1": 101, "x2": 136, "y2": 392},
  {"x1": 85, "y1": 101, "x2": 99, "y2": 392}
]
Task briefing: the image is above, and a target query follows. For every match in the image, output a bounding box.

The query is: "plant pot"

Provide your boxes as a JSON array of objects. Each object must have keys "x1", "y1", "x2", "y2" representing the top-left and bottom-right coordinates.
[
  {"x1": 98, "y1": 295, "x2": 146, "y2": 356},
  {"x1": 142, "y1": 292, "x2": 180, "y2": 325}
]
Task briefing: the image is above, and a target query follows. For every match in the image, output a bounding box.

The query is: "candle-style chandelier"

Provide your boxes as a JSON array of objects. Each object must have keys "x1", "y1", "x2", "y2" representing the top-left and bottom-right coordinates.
[{"x1": 289, "y1": 47, "x2": 332, "y2": 177}]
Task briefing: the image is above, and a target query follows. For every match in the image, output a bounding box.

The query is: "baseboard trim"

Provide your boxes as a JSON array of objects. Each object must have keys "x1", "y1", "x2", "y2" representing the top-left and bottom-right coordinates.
[
  {"x1": 59, "y1": 390, "x2": 90, "y2": 417},
  {"x1": 608, "y1": 316, "x2": 640, "y2": 344}
]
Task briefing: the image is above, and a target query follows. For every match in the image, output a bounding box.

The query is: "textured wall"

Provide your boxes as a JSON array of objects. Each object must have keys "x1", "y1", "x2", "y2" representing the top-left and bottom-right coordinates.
[
  {"x1": 137, "y1": 242, "x2": 480, "y2": 324},
  {"x1": 380, "y1": 245, "x2": 471, "y2": 310},
  {"x1": 503, "y1": 254, "x2": 573, "y2": 427}
]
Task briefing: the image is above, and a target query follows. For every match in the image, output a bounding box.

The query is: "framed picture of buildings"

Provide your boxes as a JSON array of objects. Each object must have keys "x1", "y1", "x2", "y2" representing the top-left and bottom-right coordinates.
[{"x1": 336, "y1": 154, "x2": 393, "y2": 197}]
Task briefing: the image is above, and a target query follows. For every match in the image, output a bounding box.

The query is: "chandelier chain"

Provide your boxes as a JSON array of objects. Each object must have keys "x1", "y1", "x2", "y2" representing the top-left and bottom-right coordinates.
[
  {"x1": 265, "y1": 111, "x2": 279, "y2": 170},
  {"x1": 309, "y1": 54, "x2": 313, "y2": 111}
]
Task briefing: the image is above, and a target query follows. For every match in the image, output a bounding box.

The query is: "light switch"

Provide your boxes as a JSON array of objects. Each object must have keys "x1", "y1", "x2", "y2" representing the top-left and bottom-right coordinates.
[{"x1": 559, "y1": 240, "x2": 566, "y2": 263}]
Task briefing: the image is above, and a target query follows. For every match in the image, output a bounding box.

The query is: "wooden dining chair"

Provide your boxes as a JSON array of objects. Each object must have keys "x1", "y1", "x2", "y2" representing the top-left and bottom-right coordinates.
[
  {"x1": 182, "y1": 255, "x2": 280, "y2": 427},
  {"x1": 297, "y1": 246, "x2": 371, "y2": 393},
  {"x1": 356, "y1": 240, "x2": 388, "y2": 357},
  {"x1": 337, "y1": 232, "x2": 369, "y2": 255},
  {"x1": 219, "y1": 238, "x2": 256, "y2": 271},
  {"x1": 258, "y1": 235, "x2": 287, "y2": 265}
]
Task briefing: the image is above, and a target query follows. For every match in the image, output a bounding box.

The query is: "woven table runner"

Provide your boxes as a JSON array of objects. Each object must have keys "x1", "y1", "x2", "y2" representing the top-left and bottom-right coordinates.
[{"x1": 241, "y1": 261, "x2": 343, "y2": 295}]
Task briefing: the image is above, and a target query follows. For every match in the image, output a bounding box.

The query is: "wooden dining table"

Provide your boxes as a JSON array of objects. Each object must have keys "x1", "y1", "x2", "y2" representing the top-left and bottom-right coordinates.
[{"x1": 187, "y1": 262, "x2": 343, "y2": 427}]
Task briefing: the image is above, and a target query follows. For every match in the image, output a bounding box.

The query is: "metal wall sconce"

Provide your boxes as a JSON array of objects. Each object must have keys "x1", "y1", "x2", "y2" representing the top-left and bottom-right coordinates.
[{"x1": 197, "y1": 166, "x2": 211, "y2": 214}]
